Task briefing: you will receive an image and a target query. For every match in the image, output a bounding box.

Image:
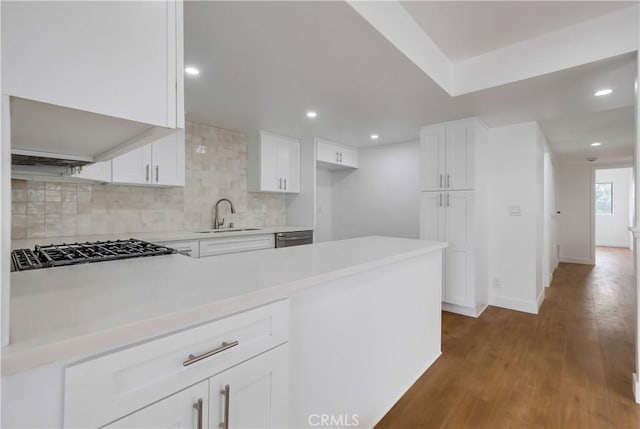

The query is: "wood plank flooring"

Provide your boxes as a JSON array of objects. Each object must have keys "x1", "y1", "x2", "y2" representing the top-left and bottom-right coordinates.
[{"x1": 376, "y1": 247, "x2": 640, "y2": 428}]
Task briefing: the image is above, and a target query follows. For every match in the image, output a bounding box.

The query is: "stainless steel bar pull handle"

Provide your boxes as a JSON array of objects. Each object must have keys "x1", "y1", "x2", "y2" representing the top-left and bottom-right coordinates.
[
  {"x1": 446, "y1": 174, "x2": 450, "y2": 188},
  {"x1": 193, "y1": 398, "x2": 203, "y2": 429},
  {"x1": 446, "y1": 193, "x2": 450, "y2": 207},
  {"x1": 156, "y1": 165, "x2": 159, "y2": 182},
  {"x1": 183, "y1": 340, "x2": 239, "y2": 366},
  {"x1": 439, "y1": 174, "x2": 443, "y2": 188},
  {"x1": 439, "y1": 193, "x2": 443, "y2": 207},
  {"x1": 339, "y1": 152, "x2": 343, "y2": 163},
  {"x1": 279, "y1": 178, "x2": 282, "y2": 189},
  {"x1": 219, "y1": 384, "x2": 230, "y2": 429},
  {"x1": 146, "y1": 164, "x2": 150, "y2": 182},
  {"x1": 336, "y1": 151, "x2": 339, "y2": 162}
]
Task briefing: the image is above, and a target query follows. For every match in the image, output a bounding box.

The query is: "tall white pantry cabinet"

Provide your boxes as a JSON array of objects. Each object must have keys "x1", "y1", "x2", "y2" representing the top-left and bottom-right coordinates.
[{"x1": 420, "y1": 118, "x2": 489, "y2": 317}]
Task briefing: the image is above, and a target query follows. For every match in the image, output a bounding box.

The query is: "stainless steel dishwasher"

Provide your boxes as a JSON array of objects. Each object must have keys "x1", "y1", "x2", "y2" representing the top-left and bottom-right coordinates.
[{"x1": 275, "y1": 230, "x2": 313, "y2": 248}]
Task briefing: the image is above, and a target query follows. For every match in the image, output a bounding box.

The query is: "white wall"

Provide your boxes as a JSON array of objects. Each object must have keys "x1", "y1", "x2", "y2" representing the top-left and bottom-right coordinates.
[
  {"x1": 488, "y1": 122, "x2": 544, "y2": 314},
  {"x1": 557, "y1": 164, "x2": 594, "y2": 264},
  {"x1": 315, "y1": 169, "x2": 333, "y2": 242},
  {"x1": 332, "y1": 140, "x2": 420, "y2": 240},
  {"x1": 595, "y1": 168, "x2": 633, "y2": 248}
]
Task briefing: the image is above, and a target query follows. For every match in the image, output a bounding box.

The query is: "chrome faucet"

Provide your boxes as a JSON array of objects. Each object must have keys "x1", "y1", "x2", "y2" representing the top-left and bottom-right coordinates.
[{"x1": 213, "y1": 198, "x2": 236, "y2": 229}]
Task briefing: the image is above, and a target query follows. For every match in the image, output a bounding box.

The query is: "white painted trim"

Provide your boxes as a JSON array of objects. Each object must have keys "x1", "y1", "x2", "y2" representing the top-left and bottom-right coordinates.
[
  {"x1": 559, "y1": 256, "x2": 593, "y2": 265},
  {"x1": 634, "y1": 373, "x2": 640, "y2": 403},
  {"x1": 1, "y1": 94, "x2": 11, "y2": 346},
  {"x1": 489, "y1": 294, "x2": 539, "y2": 315},
  {"x1": 371, "y1": 352, "x2": 442, "y2": 428},
  {"x1": 442, "y1": 302, "x2": 487, "y2": 318},
  {"x1": 537, "y1": 288, "x2": 545, "y2": 312},
  {"x1": 346, "y1": 1, "x2": 453, "y2": 94}
]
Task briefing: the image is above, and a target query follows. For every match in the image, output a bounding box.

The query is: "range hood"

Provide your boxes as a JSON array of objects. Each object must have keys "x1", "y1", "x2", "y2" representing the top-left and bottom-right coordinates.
[{"x1": 10, "y1": 97, "x2": 174, "y2": 178}]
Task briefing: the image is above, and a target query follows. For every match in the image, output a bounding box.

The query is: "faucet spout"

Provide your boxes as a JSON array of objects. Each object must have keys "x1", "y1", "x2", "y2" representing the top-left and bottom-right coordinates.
[{"x1": 213, "y1": 198, "x2": 236, "y2": 229}]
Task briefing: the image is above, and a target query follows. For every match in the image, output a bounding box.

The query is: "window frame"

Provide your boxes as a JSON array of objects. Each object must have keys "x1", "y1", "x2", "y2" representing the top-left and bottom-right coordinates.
[{"x1": 595, "y1": 182, "x2": 614, "y2": 216}]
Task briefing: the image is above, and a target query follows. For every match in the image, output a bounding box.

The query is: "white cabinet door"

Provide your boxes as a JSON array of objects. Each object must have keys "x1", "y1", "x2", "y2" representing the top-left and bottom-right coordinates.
[
  {"x1": 2, "y1": 1, "x2": 182, "y2": 128},
  {"x1": 258, "y1": 133, "x2": 281, "y2": 192},
  {"x1": 281, "y1": 138, "x2": 300, "y2": 193},
  {"x1": 104, "y1": 381, "x2": 209, "y2": 429},
  {"x1": 152, "y1": 130, "x2": 185, "y2": 186},
  {"x1": 250, "y1": 131, "x2": 300, "y2": 193},
  {"x1": 444, "y1": 191, "x2": 473, "y2": 307},
  {"x1": 420, "y1": 125, "x2": 446, "y2": 191},
  {"x1": 317, "y1": 140, "x2": 338, "y2": 164},
  {"x1": 339, "y1": 147, "x2": 358, "y2": 168},
  {"x1": 111, "y1": 145, "x2": 153, "y2": 185},
  {"x1": 209, "y1": 345, "x2": 288, "y2": 429},
  {"x1": 446, "y1": 123, "x2": 474, "y2": 190},
  {"x1": 419, "y1": 192, "x2": 446, "y2": 242}
]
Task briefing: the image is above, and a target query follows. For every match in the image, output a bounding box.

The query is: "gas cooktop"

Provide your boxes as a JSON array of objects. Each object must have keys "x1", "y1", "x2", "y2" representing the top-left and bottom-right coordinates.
[{"x1": 11, "y1": 239, "x2": 176, "y2": 271}]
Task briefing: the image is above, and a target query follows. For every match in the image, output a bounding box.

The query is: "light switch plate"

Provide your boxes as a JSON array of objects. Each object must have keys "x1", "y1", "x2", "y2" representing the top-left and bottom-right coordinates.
[{"x1": 508, "y1": 206, "x2": 521, "y2": 216}]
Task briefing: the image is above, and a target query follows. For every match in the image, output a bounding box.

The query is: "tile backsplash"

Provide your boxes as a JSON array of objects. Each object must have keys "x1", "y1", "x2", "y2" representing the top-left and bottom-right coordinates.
[{"x1": 11, "y1": 121, "x2": 287, "y2": 239}]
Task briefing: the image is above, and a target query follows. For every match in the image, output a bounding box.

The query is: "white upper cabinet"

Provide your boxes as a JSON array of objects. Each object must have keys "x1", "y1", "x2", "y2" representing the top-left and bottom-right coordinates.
[
  {"x1": 112, "y1": 130, "x2": 185, "y2": 187},
  {"x1": 316, "y1": 139, "x2": 358, "y2": 170},
  {"x1": 421, "y1": 120, "x2": 475, "y2": 191},
  {"x1": 249, "y1": 131, "x2": 300, "y2": 193},
  {"x1": 1, "y1": 1, "x2": 184, "y2": 129}
]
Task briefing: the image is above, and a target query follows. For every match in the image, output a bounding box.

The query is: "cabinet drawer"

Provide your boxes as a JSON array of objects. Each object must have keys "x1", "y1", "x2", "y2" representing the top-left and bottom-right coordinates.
[
  {"x1": 158, "y1": 240, "x2": 200, "y2": 258},
  {"x1": 64, "y1": 300, "x2": 289, "y2": 428},
  {"x1": 199, "y1": 234, "x2": 275, "y2": 258}
]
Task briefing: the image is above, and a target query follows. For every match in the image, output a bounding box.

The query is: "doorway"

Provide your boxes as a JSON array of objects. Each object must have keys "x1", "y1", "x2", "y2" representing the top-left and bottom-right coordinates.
[{"x1": 594, "y1": 167, "x2": 634, "y2": 259}]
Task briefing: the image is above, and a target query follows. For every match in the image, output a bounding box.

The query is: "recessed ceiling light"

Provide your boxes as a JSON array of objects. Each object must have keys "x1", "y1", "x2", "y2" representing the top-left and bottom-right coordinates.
[
  {"x1": 185, "y1": 67, "x2": 200, "y2": 76},
  {"x1": 593, "y1": 88, "x2": 612, "y2": 96},
  {"x1": 591, "y1": 142, "x2": 602, "y2": 147},
  {"x1": 370, "y1": 134, "x2": 379, "y2": 140},
  {"x1": 306, "y1": 111, "x2": 317, "y2": 118}
]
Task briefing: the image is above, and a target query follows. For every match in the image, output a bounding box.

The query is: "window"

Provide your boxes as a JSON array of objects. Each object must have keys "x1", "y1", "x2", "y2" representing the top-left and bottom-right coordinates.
[{"x1": 595, "y1": 182, "x2": 613, "y2": 215}]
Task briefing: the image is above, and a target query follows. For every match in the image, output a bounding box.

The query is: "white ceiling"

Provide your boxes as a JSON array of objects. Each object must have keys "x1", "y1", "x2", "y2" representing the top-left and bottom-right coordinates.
[
  {"x1": 400, "y1": 1, "x2": 637, "y2": 61},
  {"x1": 184, "y1": 1, "x2": 637, "y2": 155},
  {"x1": 539, "y1": 107, "x2": 635, "y2": 165}
]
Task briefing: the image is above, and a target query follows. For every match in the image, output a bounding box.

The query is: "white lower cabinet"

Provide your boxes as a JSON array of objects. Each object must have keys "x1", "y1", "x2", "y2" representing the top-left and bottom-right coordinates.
[
  {"x1": 104, "y1": 345, "x2": 288, "y2": 429},
  {"x1": 199, "y1": 234, "x2": 275, "y2": 258},
  {"x1": 209, "y1": 345, "x2": 289, "y2": 429},
  {"x1": 64, "y1": 300, "x2": 289, "y2": 428},
  {"x1": 420, "y1": 191, "x2": 475, "y2": 311},
  {"x1": 104, "y1": 381, "x2": 209, "y2": 429}
]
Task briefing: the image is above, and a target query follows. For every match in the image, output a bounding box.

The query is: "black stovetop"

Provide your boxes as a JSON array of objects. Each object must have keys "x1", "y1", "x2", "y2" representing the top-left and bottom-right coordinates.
[{"x1": 11, "y1": 239, "x2": 176, "y2": 271}]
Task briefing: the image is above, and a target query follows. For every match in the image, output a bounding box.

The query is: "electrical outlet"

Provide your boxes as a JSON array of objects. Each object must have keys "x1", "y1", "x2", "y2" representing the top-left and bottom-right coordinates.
[{"x1": 493, "y1": 278, "x2": 502, "y2": 289}]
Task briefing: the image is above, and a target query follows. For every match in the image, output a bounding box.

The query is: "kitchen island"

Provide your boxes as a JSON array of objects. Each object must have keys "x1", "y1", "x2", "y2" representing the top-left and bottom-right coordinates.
[{"x1": 2, "y1": 236, "x2": 446, "y2": 428}]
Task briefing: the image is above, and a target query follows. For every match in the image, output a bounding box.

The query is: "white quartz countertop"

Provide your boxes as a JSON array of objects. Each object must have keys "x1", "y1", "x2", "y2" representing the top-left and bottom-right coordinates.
[
  {"x1": 10, "y1": 225, "x2": 313, "y2": 249},
  {"x1": 3, "y1": 236, "x2": 446, "y2": 375}
]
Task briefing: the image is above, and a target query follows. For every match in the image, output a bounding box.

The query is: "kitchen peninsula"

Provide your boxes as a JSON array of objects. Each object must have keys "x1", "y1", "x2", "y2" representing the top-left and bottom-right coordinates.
[{"x1": 2, "y1": 236, "x2": 446, "y2": 428}]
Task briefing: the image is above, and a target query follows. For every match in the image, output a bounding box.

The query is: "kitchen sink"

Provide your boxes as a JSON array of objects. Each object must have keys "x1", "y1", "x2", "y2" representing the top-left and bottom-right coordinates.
[{"x1": 194, "y1": 228, "x2": 262, "y2": 233}]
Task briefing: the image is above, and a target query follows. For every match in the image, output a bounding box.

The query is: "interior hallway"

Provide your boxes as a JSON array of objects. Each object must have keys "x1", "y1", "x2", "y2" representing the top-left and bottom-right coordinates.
[{"x1": 376, "y1": 247, "x2": 640, "y2": 428}]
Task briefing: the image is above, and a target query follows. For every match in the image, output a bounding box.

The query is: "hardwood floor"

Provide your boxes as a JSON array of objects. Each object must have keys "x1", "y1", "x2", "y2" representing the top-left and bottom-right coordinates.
[{"x1": 376, "y1": 247, "x2": 640, "y2": 429}]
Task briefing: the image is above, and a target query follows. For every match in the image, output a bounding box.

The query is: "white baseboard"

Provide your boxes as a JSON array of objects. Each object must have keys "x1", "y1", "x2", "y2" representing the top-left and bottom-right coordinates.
[
  {"x1": 634, "y1": 373, "x2": 640, "y2": 404},
  {"x1": 559, "y1": 256, "x2": 593, "y2": 265},
  {"x1": 442, "y1": 302, "x2": 485, "y2": 318},
  {"x1": 536, "y1": 288, "x2": 545, "y2": 311},
  {"x1": 489, "y1": 294, "x2": 539, "y2": 314}
]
